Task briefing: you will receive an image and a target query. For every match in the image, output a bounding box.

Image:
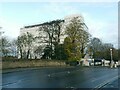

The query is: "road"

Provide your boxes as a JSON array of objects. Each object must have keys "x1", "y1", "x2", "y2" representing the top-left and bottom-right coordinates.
[{"x1": 1, "y1": 66, "x2": 119, "y2": 89}]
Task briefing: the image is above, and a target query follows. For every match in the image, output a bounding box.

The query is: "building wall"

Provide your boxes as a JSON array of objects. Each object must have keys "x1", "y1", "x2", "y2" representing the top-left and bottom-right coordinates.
[{"x1": 19, "y1": 15, "x2": 86, "y2": 59}]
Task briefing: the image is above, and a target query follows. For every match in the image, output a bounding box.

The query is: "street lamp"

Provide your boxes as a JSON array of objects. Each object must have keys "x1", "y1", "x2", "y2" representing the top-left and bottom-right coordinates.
[{"x1": 110, "y1": 48, "x2": 113, "y2": 68}]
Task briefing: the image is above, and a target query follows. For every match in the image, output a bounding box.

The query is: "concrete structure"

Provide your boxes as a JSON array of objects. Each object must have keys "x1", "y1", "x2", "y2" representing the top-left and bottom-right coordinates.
[
  {"x1": 102, "y1": 59, "x2": 110, "y2": 66},
  {"x1": 19, "y1": 14, "x2": 88, "y2": 59},
  {"x1": 80, "y1": 54, "x2": 94, "y2": 66}
]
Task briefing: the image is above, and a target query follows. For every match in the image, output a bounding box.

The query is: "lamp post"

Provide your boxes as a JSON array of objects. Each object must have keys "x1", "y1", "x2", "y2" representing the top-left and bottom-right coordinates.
[{"x1": 110, "y1": 48, "x2": 113, "y2": 68}]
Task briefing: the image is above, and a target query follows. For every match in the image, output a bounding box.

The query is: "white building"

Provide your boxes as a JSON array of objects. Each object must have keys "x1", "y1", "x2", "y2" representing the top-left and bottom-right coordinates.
[
  {"x1": 19, "y1": 14, "x2": 87, "y2": 59},
  {"x1": 80, "y1": 54, "x2": 94, "y2": 66}
]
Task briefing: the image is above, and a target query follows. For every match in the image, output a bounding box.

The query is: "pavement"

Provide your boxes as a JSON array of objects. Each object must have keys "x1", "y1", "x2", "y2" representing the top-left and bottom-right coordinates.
[{"x1": 1, "y1": 66, "x2": 119, "y2": 89}]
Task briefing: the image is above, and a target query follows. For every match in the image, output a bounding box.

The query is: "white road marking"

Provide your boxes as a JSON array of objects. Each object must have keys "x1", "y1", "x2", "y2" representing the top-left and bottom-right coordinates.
[{"x1": 92, "y1": 75, "x2": 119, "y2": 90}]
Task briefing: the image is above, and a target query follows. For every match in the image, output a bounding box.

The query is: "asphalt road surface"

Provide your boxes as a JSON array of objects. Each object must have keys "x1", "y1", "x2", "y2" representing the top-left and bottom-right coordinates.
[{"x1": 1, "y1": 66, "x2": 119, "y2": 89}]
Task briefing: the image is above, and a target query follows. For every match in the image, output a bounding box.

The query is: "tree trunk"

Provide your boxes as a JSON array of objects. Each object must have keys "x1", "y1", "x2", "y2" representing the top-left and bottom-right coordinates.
[
  {"x1": 81, "y1": 46, "x2": 84, "y2": 58},
  {"x1": 27, "y1": 49, "x2": 30, "y2": 59},
  {"x1": 20, "y1": 48, "x2": 22, "y2": 59}
]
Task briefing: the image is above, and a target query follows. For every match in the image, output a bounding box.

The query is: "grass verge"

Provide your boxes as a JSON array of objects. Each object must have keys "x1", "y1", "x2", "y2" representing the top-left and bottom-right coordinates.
[{"x1": 2, "y1": 59, "x2": 68, "y2": 70}]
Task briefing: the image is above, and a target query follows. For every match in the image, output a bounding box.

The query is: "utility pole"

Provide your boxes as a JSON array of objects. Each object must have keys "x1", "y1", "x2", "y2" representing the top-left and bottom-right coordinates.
[{"x1": 110, "y1": 48, "x2": 113, "y2": 68}]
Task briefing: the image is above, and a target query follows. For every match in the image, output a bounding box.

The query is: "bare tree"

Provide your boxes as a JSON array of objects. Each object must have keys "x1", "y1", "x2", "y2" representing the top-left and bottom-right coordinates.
[
  {"x1": 9, "y1": 39, "x2": 17, "y2": 57},
  {"x1": 17, "y1": 32, "x2": 34, "y2": 59},
  {"x1": 1, "y1": 37, "x2": 10, "y2": 57},
  {"x1": 37, "y1": 20, "x2": 64, "y2": 59}
]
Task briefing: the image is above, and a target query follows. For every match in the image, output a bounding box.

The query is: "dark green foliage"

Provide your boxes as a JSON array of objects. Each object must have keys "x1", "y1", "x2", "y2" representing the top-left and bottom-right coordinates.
[
  {"x1": 53, "y1": 44, "x2": 68, "y2": 60},
  {"x1": 65, "y1": 60, "x2": 79, "y2": 66},
  {"x1": 41, "y1": 45, "x2": 52, "y2": 59},
  {"x1": 34, "y1": 46, "x2": 43, "y2": 58}
]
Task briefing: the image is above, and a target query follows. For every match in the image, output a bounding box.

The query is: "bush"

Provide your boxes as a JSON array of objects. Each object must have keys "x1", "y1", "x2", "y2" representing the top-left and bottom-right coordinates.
[
  {"x1": 65, "y1": 60, "x2": 79, "y2": 66},
  {"x1": 70, "y1": 61, "x2": 78, "y2": 66},
  {"x1": 2, "y1": 56, "x2": 18, "y2": 61}
]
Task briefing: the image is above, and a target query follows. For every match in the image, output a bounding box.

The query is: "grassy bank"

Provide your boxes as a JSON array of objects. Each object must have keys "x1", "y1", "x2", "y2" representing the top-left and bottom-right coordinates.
[{"x1": 2, "y1": 59, "x2": 68, "y2": 70}]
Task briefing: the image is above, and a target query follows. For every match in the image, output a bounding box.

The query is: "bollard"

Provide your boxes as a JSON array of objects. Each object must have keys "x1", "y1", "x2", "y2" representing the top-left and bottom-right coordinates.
[
  {"x1": 114, "y1": 64, "x2": 117, "y2": 68},
  {"x1": 110, "y1": 63, "x2": 113, "y2": 68}
]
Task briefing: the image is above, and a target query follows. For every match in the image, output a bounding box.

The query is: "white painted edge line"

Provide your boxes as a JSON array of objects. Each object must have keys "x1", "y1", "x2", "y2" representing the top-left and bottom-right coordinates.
[{"x1": 92, "y1": 75, "x2": 119, "y2": 90}]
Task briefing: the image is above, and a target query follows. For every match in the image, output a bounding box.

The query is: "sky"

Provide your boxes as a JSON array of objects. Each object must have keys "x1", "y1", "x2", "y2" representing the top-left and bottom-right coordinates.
[{"x1": 0, "y1": 1, "x2": 118, "y2": 48}]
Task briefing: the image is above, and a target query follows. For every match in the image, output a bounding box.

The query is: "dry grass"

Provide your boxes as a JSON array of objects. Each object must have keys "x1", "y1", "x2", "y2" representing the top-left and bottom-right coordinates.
[{"x1": 2, "y1": 60, "x2": 67, "y2": 69}]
